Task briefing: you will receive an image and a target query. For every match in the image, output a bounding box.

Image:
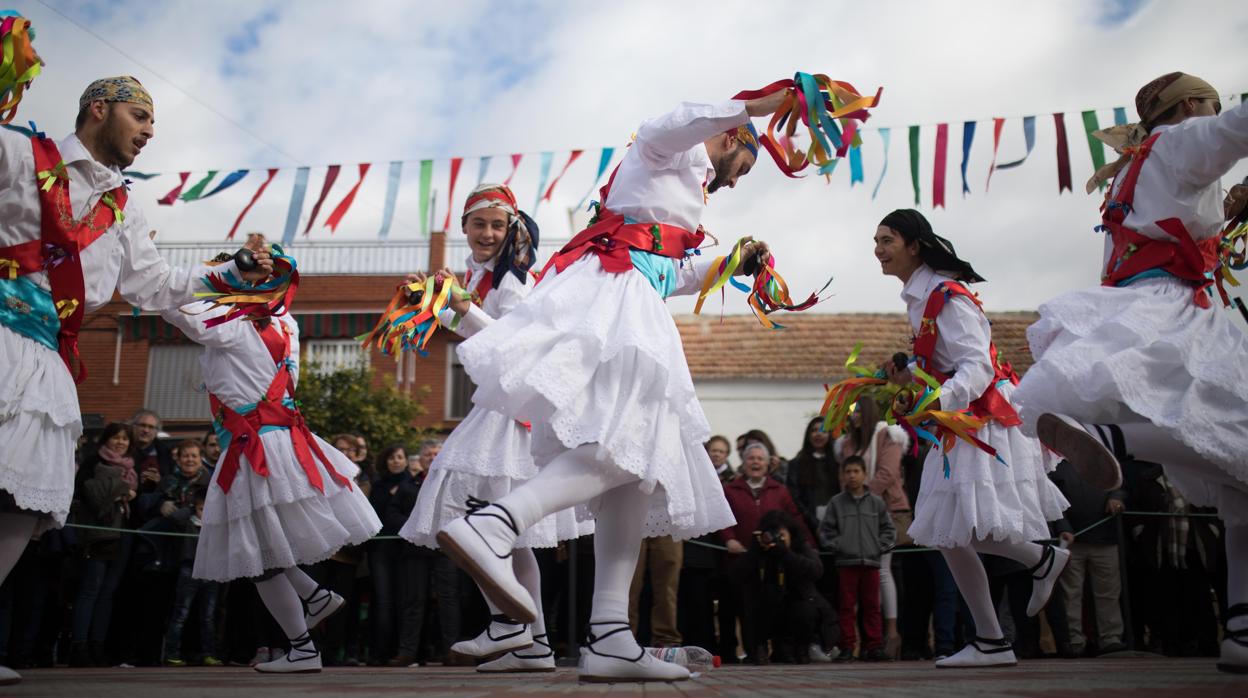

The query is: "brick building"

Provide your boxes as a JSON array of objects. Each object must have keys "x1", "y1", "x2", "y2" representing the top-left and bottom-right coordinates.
[{"x1": 75, "y1": 236, "x2": 1039, "y2": 457}]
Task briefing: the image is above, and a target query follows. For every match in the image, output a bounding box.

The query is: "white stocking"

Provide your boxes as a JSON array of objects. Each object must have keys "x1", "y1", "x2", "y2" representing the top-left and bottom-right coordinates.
[
  {"x1": 941, "y1": 546, "x2": 1004, "y2": 640},
  {"x1": 513, "y1": 547, "x2": 547, "y2": 638},
  {"x1": 879, "y1": 552, "x2": 897, "y2": 620},
  {"x1": 493, "y1": 444, "x2": 637, "y2": 533},
  {"x1": 255, "y1": 574, "x2": 315, "y2": 657},
  {"x1": 971, "y1": 539, "x2": 1044, "y2": 568},
  {"x1": 283, "y1": 567, "x2": 319, "y2": 599},
  {"x1": 587, "y1": 482, "x2": 649, "y2": 657}
]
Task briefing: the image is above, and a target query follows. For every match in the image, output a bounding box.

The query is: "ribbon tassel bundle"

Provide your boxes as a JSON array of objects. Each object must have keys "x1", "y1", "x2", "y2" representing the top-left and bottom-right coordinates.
[
  {"x1": 0, "y1": 11, "x2": 40, "y2": 125},
  {"x1": 734, "y1": 71, "x2": 883, "y2": 178},
  {"x1": 357, "y1": 277, "x2": 472, "y2": 357},
  {"x1": 190, "y1": 244, "x2": 299, "y2": 327},
  {"x1": 694, "y1": 237, "x2": 832, "y2": 329}
]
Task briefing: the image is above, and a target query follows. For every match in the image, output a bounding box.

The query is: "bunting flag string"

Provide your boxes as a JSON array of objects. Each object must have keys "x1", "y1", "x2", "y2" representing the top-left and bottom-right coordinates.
[
  {"x1": 122, "y1": 170, "x2": 159, "y2": 180},
  {"x1": 908, "y1": 125, "x2": 921, "y2": 206},
  {"x1": 324, "y1": 163, "x2": 371, "y2": 233},
  {"x1": 179, "y1": 171, "x2": 219, "y2": 202},
  {"x1": 504, "y1": 153, "x2": 523, "y2": 186},
  {"x1": 960, "y1": 121, "x2": 975, "y2": 197},
  {"x1": 377, "y1": 161, "x2": 403, "y2": 241},
  {"x1": 576, "y1": 147, "x2": 615, "y2": 209},
  {"x1": 227, "y1": 168, "x2": 278, "y2": 240},
  {"x1": 157, "y1": 172, "x2": 190, "y2": 206},
  {"x1": 871, "y1": 128, "x2": 891, "y2": 200},
  {"x1": 476, "y1": 156, "x2": 491, "y2": 186},
  {"x1": 418, "y1": 160, "x2": 433, "y2": 237},
  {"x1": 532, "y1": 152, "x2": 553, "y2": 213},
  {"x1": 303, "y1": 165, "x2": 340, "y2": 235},
  {"x1": 1081, "y1": 110, "x2": 1107, "y2": 190},
  {"x1": 1054, "y1": 113, "x2": 1072, "y2": 194},
  {"x1": 849, "y1": 143, "x2": 863, "y2": 186},
  {"x1": 441, "y1": 157, "x2": 463, "y2": 231},
  {"x1": 543, "y1": 149, "x2": 583, "y2": 201},
  {"x1": 201, "y1": 168, "x2": 249, "y2": 199},
  {"x1": 933, "y1": 123, "x2": 948, "y2": 209},
  {"x1": 280, "y1": 167, "x2": 309, "y2": 245},
  {"x1": 995, "y1": 115, "x2": 1036, "y2": 171}
]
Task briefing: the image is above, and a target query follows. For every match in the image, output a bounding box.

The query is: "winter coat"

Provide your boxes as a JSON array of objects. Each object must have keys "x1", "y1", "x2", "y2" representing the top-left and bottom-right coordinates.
[
  {"x1": 720, "y1": 477, "x2": 815, "y2": 548},
  {"x1": 818, "y1": 489, "x2": 895, "y2": 567}
]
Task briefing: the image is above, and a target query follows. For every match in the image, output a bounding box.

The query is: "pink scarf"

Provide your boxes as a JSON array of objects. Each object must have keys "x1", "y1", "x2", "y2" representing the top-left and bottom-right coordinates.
[{"x1": 98, "y1": 445, "x2": 138, "y2": 490}]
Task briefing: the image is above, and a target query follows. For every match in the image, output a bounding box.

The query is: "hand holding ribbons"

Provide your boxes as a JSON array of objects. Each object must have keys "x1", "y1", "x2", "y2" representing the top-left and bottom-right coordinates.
[
  {"x1": 359, "y1": 270, "x2": 473, "y2": 357},
  {"x1": 694, "y1": 236, "x2": 831, "y2": 330}
]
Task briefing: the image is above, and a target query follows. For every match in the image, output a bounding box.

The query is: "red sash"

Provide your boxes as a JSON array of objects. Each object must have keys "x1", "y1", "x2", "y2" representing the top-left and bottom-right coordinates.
[
  {"x1": 539, "y1": 165, "x2": 704, "y2": 279},
  {"x1": 465, "y1": 267, "x2": 493, "y2": 306},
  {"x1": 209, "y1": 321, "x2": 353, "y2": 495},
  {"x1": 0, "y1": 136, "x2": 128, "y2": 382},
  {"x1": 913, "y1": 281, "x2": 1021, "y2": 427},
  {"x1": 1099, "y1": 132, "x2": 1221, "y2": 308}
]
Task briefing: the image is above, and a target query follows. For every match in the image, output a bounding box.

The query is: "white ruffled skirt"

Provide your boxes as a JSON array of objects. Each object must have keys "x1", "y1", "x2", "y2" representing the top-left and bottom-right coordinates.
[
  {"x1": 909, "y1": 382, "x2": 1069, "y2": 548},
  {"x1": 1016, "y1": 277, "x2": 1248, "y2": 520},
  {"x1": 400, "y1": 406, "x2": 592, "y2": 548},
  {"x1": 194, "y1": 430, "x2": 381, "y2": 582},
  {"x1": 455, "y1": 255, "x2": 735, "y2": 540},
  {"x1": 0, "y1": 325, "x2": 79, "y2": 530}
]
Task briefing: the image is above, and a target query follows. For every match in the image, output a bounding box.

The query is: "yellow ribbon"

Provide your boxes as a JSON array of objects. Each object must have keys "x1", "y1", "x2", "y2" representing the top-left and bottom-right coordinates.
[
  {"x1": 101, "y1": 193, "x2": 124, "y2": 224},
  {"x1": 36, "y1": 161, "x2": 66, "y2": 192},
  {"x1": 55, "y1": 298, "x2": 79, "y2": 319},
  {"x1": 0, "y1": 258, "x2": 17, "y2": 280}
]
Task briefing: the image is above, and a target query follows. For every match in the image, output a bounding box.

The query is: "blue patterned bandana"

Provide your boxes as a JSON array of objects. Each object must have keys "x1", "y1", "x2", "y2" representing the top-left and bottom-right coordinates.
[{"x1": 78, "y1": 76, "x2": 153, "y2": 112}]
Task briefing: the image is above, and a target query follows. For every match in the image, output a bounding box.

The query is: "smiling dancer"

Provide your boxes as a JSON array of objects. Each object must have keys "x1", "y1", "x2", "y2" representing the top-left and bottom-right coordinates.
[
  {"x1": 431, "y1": 90, "x2": 793, "y2": 682},
  {"x1": 0, "y1": 75, "x2": 272, "y2": 685},
  {"x1": 1015, "y1": 72, "x2": 1248, "y2": 674},
  {"x1": 872, "y1": 209, "x2": 1069, "y2": 668},
  {"x1": 400, "y1": 183, "x2": 589, "y2": 673}
]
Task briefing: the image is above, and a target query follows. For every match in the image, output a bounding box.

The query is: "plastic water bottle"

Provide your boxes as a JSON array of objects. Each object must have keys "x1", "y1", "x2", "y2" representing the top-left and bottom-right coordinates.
[{"x1": 646, "y1": 646, "x2": 719, "y2": 673}]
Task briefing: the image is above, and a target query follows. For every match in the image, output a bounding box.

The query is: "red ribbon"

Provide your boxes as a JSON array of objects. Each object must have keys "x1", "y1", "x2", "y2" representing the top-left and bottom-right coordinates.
[
  {"x1": 303, "y1": 165, "x2": 341, "y2": 235},
  {"x1": 324, "y1": 163, "x2": 371, "y2": 233},
  {"x1": 441, "y1": 158, "x2": 463, "y2": 231},
  {"x1": 933, "y1": 123, "x2": 949, "y2": 209},
  {"x1": 1053, "y1": 113, "x2": 1072, "y2": 194},
  {"x1": 227, "y1": 168, "x2": 279, "y2": 240},
  {"x1": 157, "y1": 172, "x2": 190, "y2": 206}
]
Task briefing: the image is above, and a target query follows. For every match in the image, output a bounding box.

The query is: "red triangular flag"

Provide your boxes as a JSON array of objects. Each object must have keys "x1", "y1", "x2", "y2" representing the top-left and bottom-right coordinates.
[
  {"x1": 441, "y1": 157, "x2": 463, "y2": 231},
  {"x1": 543, "y1": 150, "x2": 584, "y2": 201},
  {"x1": 304, "y1": 165, "x2": 341, "y2": 235},
  {"x1": 504, "y1": 154, "x2": 523, "y2": 186},
  {"x1": 157, "y1": 172, "x2": 190, "y2": 206},
  {"x1": 227, "y1": 168, "x2": 279, "y2": 240},
  {"x1": 324, "y1": 164, "x2": 372, "y2": 233}
]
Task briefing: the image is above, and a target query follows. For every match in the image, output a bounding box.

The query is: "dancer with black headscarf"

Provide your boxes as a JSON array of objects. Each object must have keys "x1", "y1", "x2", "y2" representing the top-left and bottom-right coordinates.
[{"x1": 872, "y1": 210, "x2": 1069, "y2": 668}]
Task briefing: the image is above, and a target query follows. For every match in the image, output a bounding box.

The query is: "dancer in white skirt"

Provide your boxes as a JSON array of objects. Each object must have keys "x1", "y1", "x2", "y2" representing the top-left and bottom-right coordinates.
[
  {"x1": 433, "y1": 92, "x2": 792, "y2": 682},
  {"x1": 159, "y1": 247, "x2": 380, "y2": 674},
  {"x1": 1016, "y1": 72, "x2": 1248, "y2": 674},
  {"x1": 399, "y1": 183, "x2": 588, "y2": 673},
  {"x1": 872, "y1": 209, "x2": 1070, "y2": 668},
  {"x1": 0, "y1": 75, "x2": 273, "y2": 686}
]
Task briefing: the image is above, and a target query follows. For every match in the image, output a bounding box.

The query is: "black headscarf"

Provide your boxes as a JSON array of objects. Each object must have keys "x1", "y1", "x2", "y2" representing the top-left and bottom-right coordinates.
[{"x1": 879, "y1": 209, "x2": 985, "y2": 283}]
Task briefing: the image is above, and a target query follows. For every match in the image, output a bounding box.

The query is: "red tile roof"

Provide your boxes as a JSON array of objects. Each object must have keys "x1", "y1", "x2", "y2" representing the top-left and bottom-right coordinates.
[{"x1": 675, "y1": 312, "x2": 1039, "y2": 381}]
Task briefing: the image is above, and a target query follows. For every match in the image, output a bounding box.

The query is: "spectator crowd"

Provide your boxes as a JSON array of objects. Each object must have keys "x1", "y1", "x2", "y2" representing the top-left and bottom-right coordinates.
[{"x1": 0, "y1": 404, "x2": 1234, "y2": 669}]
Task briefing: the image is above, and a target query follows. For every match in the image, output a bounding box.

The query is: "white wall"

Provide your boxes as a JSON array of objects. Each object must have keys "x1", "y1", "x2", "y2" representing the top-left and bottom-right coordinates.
[{"x1": 693, "y1": 378, "x2": 827, "y2": 465}]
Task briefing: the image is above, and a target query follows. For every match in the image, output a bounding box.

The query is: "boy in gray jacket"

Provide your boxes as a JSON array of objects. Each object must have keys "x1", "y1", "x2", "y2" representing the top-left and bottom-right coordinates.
[{"x1": 819, "y1": 456, "x2": 895, "y2": 661}]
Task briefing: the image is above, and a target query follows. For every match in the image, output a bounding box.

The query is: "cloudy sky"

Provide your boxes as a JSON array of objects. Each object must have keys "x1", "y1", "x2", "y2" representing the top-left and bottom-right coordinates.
[{"x1": 12, "y1": 0, "x2": 1248, "y2": 318}]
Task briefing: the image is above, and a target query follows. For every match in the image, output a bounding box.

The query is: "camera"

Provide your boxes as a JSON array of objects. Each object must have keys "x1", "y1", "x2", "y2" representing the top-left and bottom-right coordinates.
[{"x1": 754, "y1": 527, "x2": 786, "y2": 550}]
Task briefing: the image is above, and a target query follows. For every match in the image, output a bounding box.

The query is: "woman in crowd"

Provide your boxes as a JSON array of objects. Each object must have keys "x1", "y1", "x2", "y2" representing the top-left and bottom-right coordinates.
[{"x1": 368, "y1": 445, "x2": 410, "y2": 665}]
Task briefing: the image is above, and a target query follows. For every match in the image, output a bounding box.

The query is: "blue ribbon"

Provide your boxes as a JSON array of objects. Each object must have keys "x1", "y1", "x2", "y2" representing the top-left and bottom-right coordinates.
[
  {"x1": 996, "y1": 116, "x2": 1036, "y2": 170},
  {"x1": 532, "y1": 152, "x2": 553, "y2": 213},
  {"x1": 281, "y1": 167, "x2": 310, "y2": 246},
  {"x1": 377, "y1": 161, "x2": 403, "y2": 241},
  {"x1": 201, "y1": 169, "x2": 250, "y2": 198},
  {"x1": 1113, "y1": 107, "x2": 1128, "y2": 126},
  {"x1": 476, "y1": 156, "x2": 492, "y2": 186},
  {"x1": 960, "y1": 121, "x2": 976, "y2": 196},
  {"x1": 576, "y1": 147, "x2": 615, "y2": 209},
  {"x1": 849, "y1": 144, "x2": 863, "y2": 186},
  {"x1": 871, "y1": 128, "x2": 891, "y2": 200}
]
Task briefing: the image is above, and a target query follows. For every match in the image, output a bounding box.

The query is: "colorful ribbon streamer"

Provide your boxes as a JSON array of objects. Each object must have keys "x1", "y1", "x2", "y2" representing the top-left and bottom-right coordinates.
[
  {"x1": 731, "y1": 72, "x2": 882, "y2": 178},
  {"x1": 504, "y1": 153, "x2": 523, "y2": 186},
  {"x1": 377, "y1": 161, "x2": 403, "y2": 241},
  {"x1": 871, "y1": 128, "x2": 891, "y2": 200},
  {"x1": 576, "y1": 147, "x2": 615, "y2": 209},
  {"x1": 441, "y1": 157, "x2": 463, "y2": 231},
  {"x1": 543, "y1": 149, "x2": 584, "y2": 201},
  {"x1": 303, "y1": 165, "x2": 340, "y2": 235},
  {"x1": 0, "y1": 13, "x2": 40, "y2": 124},
  {"x1": 849, "y1": 144, "x2": 863, "y2": 186},
  {"x1": 418, "y1": 159, "x2": 433, "y2": 236},
  {"x1": 157, "y1": 172, "x2": 191, "y2": 206},
  {"x1": 324, "y1": 163, "x2": 370, "y2": 233},
  {"x1": 933, "y1": 124, "x2": 948, "y2": 208},
  {"x1": 989, "y1": 115, "x2": 1037, "y2": 192},
  {"x1": 1054, "y1": 113, "x2": 1072, "y2": 194},
  {"x1": 201, "y1": 169, "x2": 249, "y2": 199},
  {"x1": 357, "y1": 276, "x2": 473, "y2": 357},
  {"x1": 1081, "y1": 110, "x2": 1107, "y2": 190},
  {"x1": 280, "y1": 167, "x2": 309, "y2": 245},
  {"x1": 908, "y1": 125, "x2": 921, "y2": 206},
  {"x1": 532, "y1": 152, "x2": 553, "y2": 213},
  {"x1": 693, "y1": 237, "x2": 831, "y2": 329},
  {"x1": 179, "y1": 171, "x2": 218, "y2": 202},
  {"x1": 227, "y1": 168, "x2": 278, "y2": 240},
  {"x1": 191, "y1": 243, "x2": 299, "y2": 327},
  {"x1": 960, "y1": 121, "x2": 975, "y2": 197}
]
